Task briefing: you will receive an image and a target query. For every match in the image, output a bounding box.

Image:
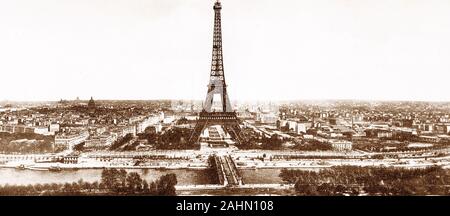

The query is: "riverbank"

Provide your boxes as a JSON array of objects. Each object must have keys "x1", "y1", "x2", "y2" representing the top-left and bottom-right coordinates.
[
  {"x1": 0, "y1": 163, "x2": 208, "y2": 170},
  {"x1": 2, "y1": 157, "x2": 449, "y2": 171}
]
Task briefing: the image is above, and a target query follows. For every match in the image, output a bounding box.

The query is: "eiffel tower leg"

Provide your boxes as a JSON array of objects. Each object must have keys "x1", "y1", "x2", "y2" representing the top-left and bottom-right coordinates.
[
  {"x1": 189, "y1": 120, "x2": 207, "y2": 145},
  {"x1": 223, "y1": 122, "x2": 245, "y2": 145}
]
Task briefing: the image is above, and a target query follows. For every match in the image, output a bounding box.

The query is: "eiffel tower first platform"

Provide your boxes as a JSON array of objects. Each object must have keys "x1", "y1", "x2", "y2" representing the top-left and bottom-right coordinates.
[{"x1": 188, "y1": 0, "x2": 246, "y2": 146}]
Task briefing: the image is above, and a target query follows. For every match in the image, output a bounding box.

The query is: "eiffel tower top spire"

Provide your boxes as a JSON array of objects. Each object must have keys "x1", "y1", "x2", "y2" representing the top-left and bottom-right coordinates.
[{"x1": 211, "y1": 0, "x2": 224, "y2": 83}]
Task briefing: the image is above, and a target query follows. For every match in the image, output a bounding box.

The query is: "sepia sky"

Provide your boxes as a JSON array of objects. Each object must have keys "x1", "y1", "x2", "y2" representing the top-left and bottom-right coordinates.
[{"x1": 1, "y1": 0, "x2": 450, "y2": 102}]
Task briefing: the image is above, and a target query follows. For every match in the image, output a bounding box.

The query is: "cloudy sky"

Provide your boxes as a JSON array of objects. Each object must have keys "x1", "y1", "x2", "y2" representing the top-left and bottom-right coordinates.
[{"x1": 1, "y1": 0, "x2": 449, "y2": 102}]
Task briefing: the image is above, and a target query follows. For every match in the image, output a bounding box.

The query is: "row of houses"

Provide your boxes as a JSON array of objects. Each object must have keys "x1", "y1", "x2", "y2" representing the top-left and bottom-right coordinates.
[
  {"x1": 54, "y1": 130, "x2": 90, "y2": 150},
  {"x1": 54, "y1": 113, "x2": 166, "y2": 150},
  {"x1": 55, "y1": 124, "x2": 137, "y2": 150},
  {"x1": 278, "y1": 119, "x2": 314, "y2": 134},
  {"x1": 307, "y1": 135, "x2": 353, "y2": 151},
  {"x1": 416, "y1": 135, "x2": 450, "y2": 143},
  {"x1": 0, "y1": 123, "x2": 60, "y2": 136}
]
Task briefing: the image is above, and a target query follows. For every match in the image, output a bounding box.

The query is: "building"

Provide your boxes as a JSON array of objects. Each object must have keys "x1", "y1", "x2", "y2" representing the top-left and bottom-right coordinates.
[
  {"x1": 122, "y1": 125, "x2": 136, "y2": 136},
  {"x1": 256, "y1": 112, "x2": 278, "y2": 124},
  {"x1": 85, "y1": 133, "x2": 114, "y2": 148},
  {"x1": 418, "y1": 124, "x2": 434, "y2": 133},
  {"x1": 49, "y1": 123, "x2": 60, "y2": 133},
  {"x1": 62, "y1": 156, "x2": 78, "y2": 164},
  {"x1": 295, "y1": 122, "x2": 312, "y2": 134},
  {"x1": 88, "y1": 96, "x2": 96, "y2": 113},
  {"x1": 163, "y1": 116, "x2": 175, "y2": 124},
  {"x1": 55, "y1": 131, "x2": 89, "y2": 150},
  {"x1": 0, "y1": 124, "x2": 54, "y2": 135},
  {"x1": 328, "y1": 139, "x2": 352, "y2": 151},
  {"x1": 303, "y1": 134, "x2": 314, "y2": 140},
  {"x1": 136, "y1": 115, "x2": 161, "y2": 134},
  {"x1": 95, "y1": 127, "x2": 107, "y2": 135},
  {"x1": 377, "y1": 130, "x2": 393, "y2": 138},
  {"x1": 435, "y1": 124, "x2": 450, "y2": 134},
  {"x1": 365, "y1": 128, "x2": 392, "y2": 138},
  {"x1": 1, "y1": 125, "x2": 15, "y2": 133},
  {"x1": 112, "y1": 125, "x2": 136, "y2": 138},
  {"x1": 418, "y1": 135, "x2": 440, "y2": 143},
  {"x1": 34, "y1": 126, "x2": 51, "y2": 135},
  {"x1": 155, "y1": 123, "x2": 163, "y2": 133}
]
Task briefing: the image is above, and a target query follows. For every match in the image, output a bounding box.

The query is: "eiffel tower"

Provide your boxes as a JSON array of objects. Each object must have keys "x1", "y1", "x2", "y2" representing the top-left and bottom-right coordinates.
[{"x1": 188, "y1": 0, "x2": 246, "y2": 146}]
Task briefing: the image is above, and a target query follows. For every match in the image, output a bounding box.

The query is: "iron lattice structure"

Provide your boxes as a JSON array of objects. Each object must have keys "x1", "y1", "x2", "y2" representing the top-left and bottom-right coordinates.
[{"x1": 188, "y1": 0, "x2": 246, "y2": 145}]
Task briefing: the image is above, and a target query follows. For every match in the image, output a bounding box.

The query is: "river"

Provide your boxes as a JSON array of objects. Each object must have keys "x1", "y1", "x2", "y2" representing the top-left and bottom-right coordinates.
[{"x1": 0, "y1": 167, "x2": 321, "y2": 186}]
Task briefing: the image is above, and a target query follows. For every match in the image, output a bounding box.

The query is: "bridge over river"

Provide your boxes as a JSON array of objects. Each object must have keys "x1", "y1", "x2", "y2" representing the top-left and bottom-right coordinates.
[
  {"x1": 213, "y1": 155, "x2": 243, "y2": 186},
  {"x1": 175, "y1": 154, "x2": 294, "y2": 193}
]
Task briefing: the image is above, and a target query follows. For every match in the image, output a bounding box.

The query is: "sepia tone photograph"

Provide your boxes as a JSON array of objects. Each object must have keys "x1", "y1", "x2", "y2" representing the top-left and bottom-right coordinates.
[{"x1": 1, "y1": 0, "x2": 450, "y2": 198}]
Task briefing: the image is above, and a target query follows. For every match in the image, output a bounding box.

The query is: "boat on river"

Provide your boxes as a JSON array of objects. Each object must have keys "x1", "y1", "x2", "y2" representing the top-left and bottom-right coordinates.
[
  {"x1": 26, "y1": 167, "x2": 49, "y2": 171},
  {"x1": 49, "y1": 166, "x2": 62, "y2": 172},
  {"x1": 16, "y1": 164, "x2": 26, "y2": 170}
]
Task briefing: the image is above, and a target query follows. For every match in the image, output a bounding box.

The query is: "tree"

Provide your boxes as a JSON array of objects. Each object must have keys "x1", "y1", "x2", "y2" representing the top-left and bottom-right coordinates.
[
  {"x1": 295, "y1": 183, "x2": 318, "y2": 195},
  {"x1": 83, "y1": 182, "x2": 92, "y2": 192},
  {"x1": 262, "y1": 134, "x2": 283, "y2": 150},
  {"x1": 101, "y1": 168, "x2": 126, "y2": 192},
  {"x1": 77, "y1": 179, "x2": 84, "y2": 188},
  {"x1": 157, "y1": 173, "x2": 177, "y2": 196},
  {"x1": 50, "y1": 183, "x2": 60, "y2": 191},
  {"x1": 118, "y1": 169, "x2": 128, "y2": 191},
  {"x1": 101, "y1": 169, "x2": 116, "y2": 190},
  {"x1": 71, "y1": 182, "x2": 81, "y2": 193},
  {"x1": 62, "y1": 183, "x2": 72, "y2": 193},
  {"x1": 110, "y1": 134, "x2": 133, "y2": 150},
  {"x1": 149, "y1": 182, "x2": 158, "y2": 195},
  {"x1": 91, "y1": 181, "x2": 99, "y2": 191},
  {"x1": 142, "y1": 180, "x2": 150, "y2": 194},
  {"x1": 126, "y1": 172, "x2": 143, "y2": 193},
  {"x1": 281, "y1": 123, "x2": 290, "y2": 132}
]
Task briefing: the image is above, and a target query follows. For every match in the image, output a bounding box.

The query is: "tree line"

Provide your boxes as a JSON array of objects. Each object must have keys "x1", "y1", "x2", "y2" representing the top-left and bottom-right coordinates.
[
  {"x1": 239, "y1": 128, "x2": 285, "y2": 150},
  {"x1": 109, "y1": 134, "x2": 134, "y2": 150},
  {"x1": 0, "y1": 168, "x2": 177, "y2": 196},
  {"x1": 0, "y1": 132, "x2": 59, "y2": 154},
  {"x1": 138, "y1": 127, "x2": 197, "y2": 150},
  {"x1": 280, "y1": 166, "x2": 450, "y2": 196}
]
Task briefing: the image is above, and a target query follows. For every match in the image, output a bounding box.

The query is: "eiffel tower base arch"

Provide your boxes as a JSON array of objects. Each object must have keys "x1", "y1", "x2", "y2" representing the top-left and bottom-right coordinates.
[{"x1": 188, "y1": 111, "x2": 245, "y2": 146}]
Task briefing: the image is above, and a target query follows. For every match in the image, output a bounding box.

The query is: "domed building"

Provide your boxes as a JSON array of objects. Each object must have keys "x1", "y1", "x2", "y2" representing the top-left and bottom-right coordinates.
[{"x1": 88, "y1": 96, "x2": 96, "y2": 113}]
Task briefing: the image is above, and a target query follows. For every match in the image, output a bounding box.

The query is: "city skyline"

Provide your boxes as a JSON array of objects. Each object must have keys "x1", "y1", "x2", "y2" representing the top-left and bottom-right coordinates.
[
  {"x1": 1, "y1": 0, "x2": 450, "y2": 199},
  {"x1": 1, "y1": 0, "x2": 450, "y2": 102}
]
